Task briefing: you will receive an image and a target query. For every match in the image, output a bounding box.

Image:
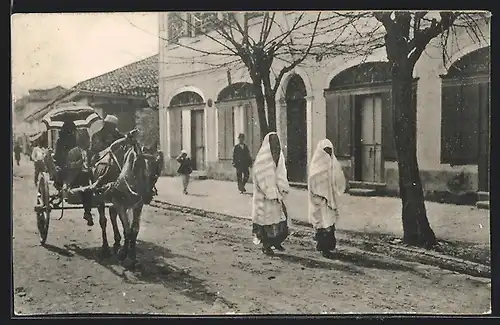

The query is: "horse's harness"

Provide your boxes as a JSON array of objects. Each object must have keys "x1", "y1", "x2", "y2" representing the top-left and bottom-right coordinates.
[{"x1": 91, "y1": 130, "x2": 158, "y2": 207}]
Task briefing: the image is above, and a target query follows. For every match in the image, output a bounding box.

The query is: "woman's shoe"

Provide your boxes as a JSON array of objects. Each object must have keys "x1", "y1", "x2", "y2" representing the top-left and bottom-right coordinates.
[
  {"x1": 274, "y1": 244, "x2": 285, "y2": 251},
  {"x1": 262, "y1": 246, "x2": 274, "y2": 255}
]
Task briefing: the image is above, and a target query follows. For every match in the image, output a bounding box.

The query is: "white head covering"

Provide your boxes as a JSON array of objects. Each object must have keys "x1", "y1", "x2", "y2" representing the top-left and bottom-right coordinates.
[
  {"x1": 180, "y1": 149, "x2": 187, "y2": 155},
  {"x1": 308, "y1": 139, "x2": 346, "y2": 209},
  {"x1": 103, "y1": 115, "x2": 119, "y2": 125},
  {"x1": 252, "y1": 132, "x2": 289, "y2": 200}
]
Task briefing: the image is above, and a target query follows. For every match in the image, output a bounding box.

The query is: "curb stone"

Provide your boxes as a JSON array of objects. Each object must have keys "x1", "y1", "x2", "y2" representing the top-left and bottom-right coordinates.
[{"x1": 150, "y1": 199, "x2": 491, "y2": 279}]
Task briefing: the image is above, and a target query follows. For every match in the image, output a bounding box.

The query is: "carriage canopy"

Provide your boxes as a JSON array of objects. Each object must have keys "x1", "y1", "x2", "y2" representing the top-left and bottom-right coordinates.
[{"x1": 42, "y1": 103, "x2": 101, "y2": 129}]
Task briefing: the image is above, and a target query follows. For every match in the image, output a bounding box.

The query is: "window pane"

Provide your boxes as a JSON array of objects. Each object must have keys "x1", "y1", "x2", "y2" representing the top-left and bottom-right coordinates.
[{"x1": 167, "y1": 13, "x2": 185, "y2": 44}]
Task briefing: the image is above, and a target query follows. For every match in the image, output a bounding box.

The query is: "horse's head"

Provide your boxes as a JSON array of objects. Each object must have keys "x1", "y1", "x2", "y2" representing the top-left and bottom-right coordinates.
[
  {"x1": 140, "y1": 145, "x2": 164, "y2": 203},
  {"x1": 115, "y1": 144, "x2": 162, "y2": 205}
]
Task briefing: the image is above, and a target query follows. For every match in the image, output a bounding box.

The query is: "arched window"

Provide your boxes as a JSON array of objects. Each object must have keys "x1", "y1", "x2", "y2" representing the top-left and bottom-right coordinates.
[
  {"x1": 216, "y1": 82, "x2": 259, "y2": 161},
  {"x1": 285, "y1": 74, "x2": 307, "y2": 100},
  {"x1": 169, "y1": 91, "x2": 204, "y2": 107},
  {"x1": 445, "y1": 47, "x2": 490, "y2": 79},
  {"x1": 329, "y1": 62, "x2": 392, "y2": 89},
  {"x1": 217, "y1": 82, "x2": 255, "y2": 102}
]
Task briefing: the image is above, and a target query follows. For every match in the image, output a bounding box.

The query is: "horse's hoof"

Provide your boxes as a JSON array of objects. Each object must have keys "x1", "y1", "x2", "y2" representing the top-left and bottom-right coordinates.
[
  {"x1": 122, "y1": 257, "x2": 137, "y2": 270},
  {"x1": 118, "y1": 249, "x2": 127, "y2": 261},
  {"x1": 100, "y1": 246, "x2": 111, "y2": 258},
  {"x1": 113, "y1": 244, "x2": 121, "y2": 255}
]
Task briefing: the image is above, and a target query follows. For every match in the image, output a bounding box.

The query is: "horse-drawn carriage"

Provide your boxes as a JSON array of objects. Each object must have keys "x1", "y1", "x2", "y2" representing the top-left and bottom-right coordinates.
[{"x1": 34, "y1": 104, "x2": 162, "y2": 263}]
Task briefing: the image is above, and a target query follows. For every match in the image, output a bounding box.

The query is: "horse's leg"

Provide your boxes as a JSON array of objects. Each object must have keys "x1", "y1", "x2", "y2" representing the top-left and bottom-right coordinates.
[
  {"x1": 128, "y1": 203, "x2": 144, "y2": 262},
  {"x1": 97, "y1": 204, "x2": 110, "y2": 257},
  {"x1": 109, "y1": 205, "x2": 121, "y2": 254},
  {"x1": 115, "y1": 201, "x2": 130, "y2": 261}
]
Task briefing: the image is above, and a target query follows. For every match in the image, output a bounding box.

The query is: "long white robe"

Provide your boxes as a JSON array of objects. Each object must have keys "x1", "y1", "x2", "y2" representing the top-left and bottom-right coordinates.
[
  {"x1": 308, "y1": 139, "x2": 346, "y2": 230},
  {"x1": 251, "y1": 132, "x2": 290, "y2": 226}
]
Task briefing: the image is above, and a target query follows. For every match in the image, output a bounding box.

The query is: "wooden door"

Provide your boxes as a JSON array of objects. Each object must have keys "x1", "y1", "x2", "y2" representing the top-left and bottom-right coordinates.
[
  {"x1": 478, "y1": 82, "x2": 490, "y2": 192},
  {"x1": 360, "y1": 95, "x2": 383, "y2": 183},
  {"x1": 191, "y1": 110, "x2": 205, "y2": 170},
  {"x1": 286, "y1": 98, "x2": 307, "y2": 183}
]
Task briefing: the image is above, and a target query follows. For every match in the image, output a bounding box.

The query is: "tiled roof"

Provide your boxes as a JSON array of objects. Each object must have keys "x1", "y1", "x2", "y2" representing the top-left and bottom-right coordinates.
[
  {"x1": 74, "y1": 54, "x2": 158, "y2": 98},
  {"x1": 28, "y1": 86, "x2": 67, "y2": 101}
]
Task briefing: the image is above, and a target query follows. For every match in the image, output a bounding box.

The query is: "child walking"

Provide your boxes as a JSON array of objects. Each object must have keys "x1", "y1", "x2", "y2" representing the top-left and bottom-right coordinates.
[{"x1": 176, "y1": 150, "x2": 193, "y2": 195}]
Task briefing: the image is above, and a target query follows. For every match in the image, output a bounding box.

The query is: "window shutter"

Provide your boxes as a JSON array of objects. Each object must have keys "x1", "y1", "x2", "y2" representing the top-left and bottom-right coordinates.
[
  {"x1": 243, "y1": 101, "x2": 258, "y2": 159},
  {"x1": 478, "y1": 82, "x2": 491, "y2": 157},
  {"x1": 217, "y1": 102, "x2": 234, "y2": 160},
  {"x1": 169, "y1": 108, "x2": 182, "y2": 158},
  {"x1": 217, "y1": 104, "x2": 227, "y2": 160},
  {"x1": 441, "y1": 84, "x2": 462, "y2": 163},
  {"x1": 381, "y1": 90, "x2": 397, "y2": 161},
  {"x1": 325, "y1": 92, "x2": 352, "y2": 158},
  {"x1": 325, "y1": 92, "x2": 339, "y2": 151},
  {"x1": 337, "y1": 94, "x2": 352, "y2": 157},
  {"x1": 224, "y1": 104, "x2": 234, "y2": 159},
  {"x1": 246, "y1": 100, "x2": 261, "y2": 158},
  {"x1": 460, "y1": 83, "x2": 480, "y2": 164}
]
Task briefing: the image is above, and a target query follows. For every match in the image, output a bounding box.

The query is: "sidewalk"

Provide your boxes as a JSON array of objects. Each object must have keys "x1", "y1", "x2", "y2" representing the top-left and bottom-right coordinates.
[{"x1": 154, "y1": 176, "x2": 490, "y2": 247}]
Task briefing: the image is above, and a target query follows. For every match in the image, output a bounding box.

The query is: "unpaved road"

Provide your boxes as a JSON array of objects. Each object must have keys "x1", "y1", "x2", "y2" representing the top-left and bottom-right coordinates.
[{"x1": 12, "y1": 162, "x2": 490, "y2": 314}]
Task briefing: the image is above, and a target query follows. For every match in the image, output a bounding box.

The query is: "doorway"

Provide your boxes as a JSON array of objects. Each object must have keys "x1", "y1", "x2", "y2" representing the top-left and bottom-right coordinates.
[
  {"x1": 190, "y1": 109, "x2": 205, "y2": 171},
  {"x1": 354, "y1": 94, "x2": 383, "y2": 183},
  {"x1": 285, "y1": 75, "x2": 308, "y2": 183}
]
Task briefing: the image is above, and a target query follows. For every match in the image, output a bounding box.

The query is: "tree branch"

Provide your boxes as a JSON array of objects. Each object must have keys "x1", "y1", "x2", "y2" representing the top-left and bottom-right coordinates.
[
  {"x1": 272, "y1": 12, "x2": 321, "y2": 94},
  {"x1": 409, "y1": 12, "x2": 460, "y2": 66}
]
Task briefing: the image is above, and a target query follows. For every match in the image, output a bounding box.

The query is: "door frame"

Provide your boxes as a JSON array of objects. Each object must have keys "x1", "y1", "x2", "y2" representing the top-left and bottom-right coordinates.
[{"x1": 351, "y1": 92, "x2": 386, "y2": 183}]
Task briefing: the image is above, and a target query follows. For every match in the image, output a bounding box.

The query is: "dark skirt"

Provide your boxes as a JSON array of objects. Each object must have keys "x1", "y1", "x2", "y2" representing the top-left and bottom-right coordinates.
[
  {"x1": 252, "y1": 221, "x2": 289, "y2": 247},
  {"x1": 314, "y1": 226, "x2": 337, "y2": 252}
]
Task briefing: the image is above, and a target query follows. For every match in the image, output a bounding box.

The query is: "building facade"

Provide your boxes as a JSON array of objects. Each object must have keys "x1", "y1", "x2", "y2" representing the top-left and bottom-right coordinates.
[
  {"x1": 23, "y1": 55, "x2": 160, "y2": 150},
  {"x1": 158, "y1": 12, "x2": 490, "y2": 202}
]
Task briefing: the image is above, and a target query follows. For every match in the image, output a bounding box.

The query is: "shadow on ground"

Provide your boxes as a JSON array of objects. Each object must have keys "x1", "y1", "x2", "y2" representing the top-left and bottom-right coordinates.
[
  {"x1": 339, "y1": 229, "x2": 490, "y2": 266},
  {"x1": 59, "y1": 240, "x2": 227, "y2": 307},
  {"x1": 276, "y1": 247, "x2": 426, "y2": 277}
]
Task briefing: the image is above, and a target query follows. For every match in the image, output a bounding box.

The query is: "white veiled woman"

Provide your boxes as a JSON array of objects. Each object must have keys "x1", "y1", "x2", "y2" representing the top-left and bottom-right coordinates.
[
  {"x1": 308, "y1": 139, "x2": 346, "y2": 257},
  {"x1": 252, "y1": 132, "x2": 290, "y2": 255}
]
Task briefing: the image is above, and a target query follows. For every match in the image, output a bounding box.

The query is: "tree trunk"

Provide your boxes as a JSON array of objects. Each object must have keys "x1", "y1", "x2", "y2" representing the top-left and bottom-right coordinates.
[
  {"x1": 265, "y1": 91, "x2": 277, "y2": 133},
  {"x1": 392, "y1": 61, "x2": 438, "y2": 248},
  {"x1": 252, "y1": 82, "x2": 269, "y2": 139}
]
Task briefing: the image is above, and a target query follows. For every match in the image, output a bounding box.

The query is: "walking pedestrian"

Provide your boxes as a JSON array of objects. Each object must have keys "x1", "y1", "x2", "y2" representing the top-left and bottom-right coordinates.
[
  {"x1": 251, "y1": 132, "x2": 290, "y2": 255},
  {"x1": 14, "y1": 142, "x2": 22, "y2": 166},
  {"x1": 31, "y1": 140, "x2": 47, "y2": 186},
  {"x1": 232, "y1": 133, "x2": 253, "y2": 194},
  {"x1": 308, "y1": 139, "x2": 346, "y2": 258},
  {"x1": 176, "y1": 149, "x2": 193, "y2": 195}
]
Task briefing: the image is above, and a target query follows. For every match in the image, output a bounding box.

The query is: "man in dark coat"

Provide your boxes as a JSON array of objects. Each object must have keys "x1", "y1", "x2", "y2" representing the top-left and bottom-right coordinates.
[
  {"x1": 232, "y1": 133, "x2": 253, "y2": 194},
  {"x1": 84, "y1": 115, "x2": 124, "y2": 226}
]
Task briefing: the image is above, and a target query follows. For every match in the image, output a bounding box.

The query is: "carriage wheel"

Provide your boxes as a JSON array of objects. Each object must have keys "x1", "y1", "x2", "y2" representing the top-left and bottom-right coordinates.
[{"x1": 36, "y1": 172, "x2": 51, "y2": 245}]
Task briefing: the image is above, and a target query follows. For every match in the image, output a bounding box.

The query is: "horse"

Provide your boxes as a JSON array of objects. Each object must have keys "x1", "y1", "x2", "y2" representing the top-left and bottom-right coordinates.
[{"x1": 92, "y1": 137, "x2": 162, "y2": 268}]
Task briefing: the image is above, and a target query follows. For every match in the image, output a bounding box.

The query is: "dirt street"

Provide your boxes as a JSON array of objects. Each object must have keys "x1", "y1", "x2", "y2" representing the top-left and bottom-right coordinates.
[{"x1": 12, "y1": 163, "x2": 490, "y2": 315}]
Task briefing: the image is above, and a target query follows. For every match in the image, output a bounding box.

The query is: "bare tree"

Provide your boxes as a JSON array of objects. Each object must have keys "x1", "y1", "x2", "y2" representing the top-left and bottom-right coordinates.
[
  {"x1": 335, "y1": 11, "x2": 489, "y2": 248},
  {"x1": 165, "y1": 12, "x2": 357, "y2": 137}
]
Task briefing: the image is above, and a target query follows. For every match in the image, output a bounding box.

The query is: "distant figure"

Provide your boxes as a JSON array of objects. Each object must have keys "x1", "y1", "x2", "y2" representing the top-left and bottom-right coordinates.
[
  {"x1": 176, "y1": 149, "x2": 193, "y2": 195},
  {"x1": 31, "y1": 140, "x2": 47, "y2": 185},
  {"x1": 308, "y1": 139, "x2": 346, "y2": 258},
  {"x1": 251, "y1": 132, "x2": 290, "y2": 255},
  {"x1": 14, "y1": 142, "x2": 22, "y2": 166},
  {"x1": 232, "y1": 133, "x2": 253, "y2": 194}
]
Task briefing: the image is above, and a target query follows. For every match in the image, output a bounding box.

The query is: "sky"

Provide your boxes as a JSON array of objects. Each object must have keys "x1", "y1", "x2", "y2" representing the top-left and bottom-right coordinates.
[{"x1": 11, "y1": 12, "x2": 159, "y2": 101}]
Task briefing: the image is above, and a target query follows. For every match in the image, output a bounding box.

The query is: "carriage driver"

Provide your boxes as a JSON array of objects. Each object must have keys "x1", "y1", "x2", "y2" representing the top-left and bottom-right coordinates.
[{"x1": 83, "y1": 115, "x2": 124, "y2": 226}]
